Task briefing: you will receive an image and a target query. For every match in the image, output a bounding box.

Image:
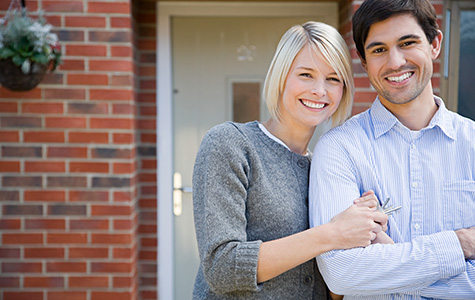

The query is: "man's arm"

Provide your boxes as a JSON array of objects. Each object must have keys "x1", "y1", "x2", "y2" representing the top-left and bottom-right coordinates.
[{"x1": 309, "y1": 133, "x2": 467, "y2": 296}]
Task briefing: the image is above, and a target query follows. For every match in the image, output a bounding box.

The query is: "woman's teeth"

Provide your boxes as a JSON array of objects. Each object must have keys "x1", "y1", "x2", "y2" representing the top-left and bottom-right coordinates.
[{"x1": 302, "y1": 100, "x2": 325, "y2": 109}]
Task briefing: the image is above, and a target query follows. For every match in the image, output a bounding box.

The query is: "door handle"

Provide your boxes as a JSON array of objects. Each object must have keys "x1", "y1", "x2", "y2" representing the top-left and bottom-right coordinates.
[{"x1": 173, "y1": 172, "x2": 192, "y2": 216}]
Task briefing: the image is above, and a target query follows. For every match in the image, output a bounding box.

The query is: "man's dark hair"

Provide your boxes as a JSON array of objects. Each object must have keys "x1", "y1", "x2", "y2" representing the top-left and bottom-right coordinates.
[{"x1": 352, "y1": 0, "x2": 439, "y2": 61}]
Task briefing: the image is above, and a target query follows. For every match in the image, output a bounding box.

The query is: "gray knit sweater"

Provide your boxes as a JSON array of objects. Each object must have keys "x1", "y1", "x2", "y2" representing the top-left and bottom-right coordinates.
[{"x1": 192, "y1": 121, "x2": 329, "y2": 299}]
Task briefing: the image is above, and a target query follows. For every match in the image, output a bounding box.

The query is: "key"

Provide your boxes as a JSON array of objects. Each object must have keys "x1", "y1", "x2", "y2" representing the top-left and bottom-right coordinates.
[{"x1": 377, "y1": 197, "x2": 402, "y2": 216}]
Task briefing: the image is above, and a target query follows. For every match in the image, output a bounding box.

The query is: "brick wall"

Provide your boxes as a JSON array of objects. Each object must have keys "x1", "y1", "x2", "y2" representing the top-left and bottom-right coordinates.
[{"x1": 0, "y1": 0, "x2": 139, "y2": 299}]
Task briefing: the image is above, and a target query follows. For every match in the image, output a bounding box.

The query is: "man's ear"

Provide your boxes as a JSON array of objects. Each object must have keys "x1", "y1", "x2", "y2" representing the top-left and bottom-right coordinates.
[
  {"x1": 357, "y1": 51, "x2": 368, "y2": 72},
  {"x1": 431, "y1": 30, "x2": 443, "y2": 60}
]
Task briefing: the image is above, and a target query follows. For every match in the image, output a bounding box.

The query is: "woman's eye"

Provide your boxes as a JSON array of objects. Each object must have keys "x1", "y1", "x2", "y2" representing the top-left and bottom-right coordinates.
[
  {"x1": 328, "y1": 77, "x2": 341, "y2": 83},
  {"x1": 299, "y1": 73, "x2": 312, "y2": 78}
]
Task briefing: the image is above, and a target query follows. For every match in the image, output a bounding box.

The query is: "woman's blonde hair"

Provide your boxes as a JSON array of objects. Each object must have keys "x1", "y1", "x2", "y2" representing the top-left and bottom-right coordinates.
[{"x1": 263, "y1": 21, "x2": 354, "y2": 127}]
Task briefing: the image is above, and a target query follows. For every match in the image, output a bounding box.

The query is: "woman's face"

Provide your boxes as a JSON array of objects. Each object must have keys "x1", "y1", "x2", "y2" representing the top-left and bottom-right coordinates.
[{"x1": 279, "y1": 44, "x2": 344, "y2": 131}]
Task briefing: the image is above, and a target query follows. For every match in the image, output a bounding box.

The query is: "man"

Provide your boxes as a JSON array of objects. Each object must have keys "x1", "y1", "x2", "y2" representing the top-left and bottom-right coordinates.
[{"x1": 309, "y1": 0, "x2": 475, "y2": 299}]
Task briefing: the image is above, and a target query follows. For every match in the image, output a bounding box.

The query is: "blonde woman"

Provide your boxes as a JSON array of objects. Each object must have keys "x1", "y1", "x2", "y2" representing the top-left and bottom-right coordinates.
[{"x1": 192, "y1": 21, "x2": 388, "y2": 299}]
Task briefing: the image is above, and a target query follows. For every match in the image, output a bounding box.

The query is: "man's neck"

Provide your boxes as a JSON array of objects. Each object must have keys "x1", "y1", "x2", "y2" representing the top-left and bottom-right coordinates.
[{"x1": 380, "y1": 88, "x2": 438, "y2": 131}]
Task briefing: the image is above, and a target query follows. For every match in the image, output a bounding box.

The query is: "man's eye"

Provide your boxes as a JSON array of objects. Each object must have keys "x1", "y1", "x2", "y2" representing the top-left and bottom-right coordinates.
[
  {"x1": 402, "y1": 41, "x2": 416, "y2": 47},
  {"x1": 372, "y1": 48, "x2": 385, "y2": 54}
]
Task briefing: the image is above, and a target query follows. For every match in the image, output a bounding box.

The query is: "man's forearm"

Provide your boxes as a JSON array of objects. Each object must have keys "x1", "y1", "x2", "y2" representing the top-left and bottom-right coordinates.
[{"x1": 455, "y1": 226, "x2": 475, "y2": 259}]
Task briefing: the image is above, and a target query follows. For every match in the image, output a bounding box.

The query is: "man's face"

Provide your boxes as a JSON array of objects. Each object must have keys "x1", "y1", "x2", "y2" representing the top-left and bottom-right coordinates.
[{"x1": 361, "y1": 14, "x2": 441, "y2": 106}]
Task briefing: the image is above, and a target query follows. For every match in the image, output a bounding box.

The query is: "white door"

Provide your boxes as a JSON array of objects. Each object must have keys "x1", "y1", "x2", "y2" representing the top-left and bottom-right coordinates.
[{"x1": 157, "y1": 3, "x2": 338, "y2": 299}]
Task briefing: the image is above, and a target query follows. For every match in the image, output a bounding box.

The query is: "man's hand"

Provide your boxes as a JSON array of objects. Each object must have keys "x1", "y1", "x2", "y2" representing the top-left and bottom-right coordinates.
[{"x1": 455, "y1": 227, "x2": 475, "y2": 259}]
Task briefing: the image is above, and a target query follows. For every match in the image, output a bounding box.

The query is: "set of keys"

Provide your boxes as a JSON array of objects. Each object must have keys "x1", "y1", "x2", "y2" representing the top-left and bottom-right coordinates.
[{"x1": 377, "y1": 197, "x2": 402, "y2": 215}]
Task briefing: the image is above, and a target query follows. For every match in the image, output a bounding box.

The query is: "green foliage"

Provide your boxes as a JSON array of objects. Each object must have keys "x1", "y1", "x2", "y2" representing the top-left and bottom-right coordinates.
[{"x1": 0, "y1": 9, "x2": 62, "y2": 74}]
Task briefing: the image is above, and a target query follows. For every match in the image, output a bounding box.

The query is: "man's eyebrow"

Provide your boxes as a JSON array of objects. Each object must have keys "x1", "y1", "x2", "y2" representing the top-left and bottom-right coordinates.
[{"x1": 365, "y1": 34, "x2": 422, "y2": 51}]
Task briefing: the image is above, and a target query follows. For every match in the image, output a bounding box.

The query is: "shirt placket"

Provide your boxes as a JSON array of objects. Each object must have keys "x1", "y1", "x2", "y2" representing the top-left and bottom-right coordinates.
[{"x1": 409, "y1": 137, "x2": 423, "y2": 238}]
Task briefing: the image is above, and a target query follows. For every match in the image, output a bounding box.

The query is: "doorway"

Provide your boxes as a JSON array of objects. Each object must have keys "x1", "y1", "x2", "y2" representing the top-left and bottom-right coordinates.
[{"x1": 157, "y1": 2, "x2": 338, "y2": 299}]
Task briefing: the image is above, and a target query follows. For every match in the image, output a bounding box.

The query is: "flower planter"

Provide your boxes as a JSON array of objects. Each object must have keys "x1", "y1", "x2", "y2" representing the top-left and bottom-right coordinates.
[{"x1": 0, "y1": 59, "x2": 48, "y2": 91}]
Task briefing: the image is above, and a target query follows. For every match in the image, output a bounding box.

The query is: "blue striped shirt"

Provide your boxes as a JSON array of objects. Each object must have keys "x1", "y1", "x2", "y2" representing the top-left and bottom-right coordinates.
[{"x1": 309, "y1": 96, "x2": 475, "y2": 299}]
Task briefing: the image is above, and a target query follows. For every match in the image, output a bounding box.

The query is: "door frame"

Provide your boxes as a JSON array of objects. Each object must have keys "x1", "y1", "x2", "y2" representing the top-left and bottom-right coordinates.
[{"x1": 156, "y1": 2, "x2": 338, "y2": 299}]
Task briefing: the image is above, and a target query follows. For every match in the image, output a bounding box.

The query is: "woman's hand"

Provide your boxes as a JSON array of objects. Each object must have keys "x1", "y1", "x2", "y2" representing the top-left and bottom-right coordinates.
[
  {"x1": 328, "y1": 203, "x2": 388, "y2": 249},
  {"x1": 354, "y1": 190, "x2": 388, "y2": 232}
]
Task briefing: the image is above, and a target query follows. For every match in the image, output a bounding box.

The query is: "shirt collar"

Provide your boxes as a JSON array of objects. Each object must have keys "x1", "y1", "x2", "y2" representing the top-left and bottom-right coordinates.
[{"x1": 370, "y1": 96, "x2": 456, "y2": 140}]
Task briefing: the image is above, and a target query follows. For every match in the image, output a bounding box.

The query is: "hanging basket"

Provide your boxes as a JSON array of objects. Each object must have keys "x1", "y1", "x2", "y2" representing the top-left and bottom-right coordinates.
[{"x1": 0, "y1": 59, "x2": 49, "y2": 91}]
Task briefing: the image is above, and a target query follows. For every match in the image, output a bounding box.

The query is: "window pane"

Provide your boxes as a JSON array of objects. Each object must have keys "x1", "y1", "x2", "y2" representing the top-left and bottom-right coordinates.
[
  {"x1": 232, "y1": 82, "x2": 260, "y2": 123},
  {"x1": 457, "y1": 10, "x2": 475, "y2": 121}
]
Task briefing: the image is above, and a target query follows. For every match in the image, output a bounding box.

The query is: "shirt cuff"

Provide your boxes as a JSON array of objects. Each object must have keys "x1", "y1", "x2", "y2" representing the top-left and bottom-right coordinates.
[
  {"x1": 234, "y1": 240, "x2": 262, "y2": 291},
  {"x1": 431, "y1": 230, "x2": 466, "y2": 278}
]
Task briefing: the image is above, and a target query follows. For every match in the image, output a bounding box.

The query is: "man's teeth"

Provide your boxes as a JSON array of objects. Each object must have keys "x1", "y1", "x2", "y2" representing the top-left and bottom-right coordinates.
[
  {"x1": 302, "y1": 100, "x2": 325, "y2": 109},
  {"x1": 387, "y1": 72, "x2": 412, "y2": 82}
]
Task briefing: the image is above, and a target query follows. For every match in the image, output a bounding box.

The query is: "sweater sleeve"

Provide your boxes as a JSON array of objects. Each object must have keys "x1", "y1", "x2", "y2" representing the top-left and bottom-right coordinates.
[{"x1": 192, "y1": 123, "x2": 262, "y2": 294}]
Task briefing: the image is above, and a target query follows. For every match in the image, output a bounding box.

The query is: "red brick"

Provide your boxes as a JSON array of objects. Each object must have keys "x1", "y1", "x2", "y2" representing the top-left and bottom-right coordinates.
[
  {"x1": 113, "y1": 219, "x2": 133, "y2": 230},
  {"x1": 114, "y1": 191, "x2": 135, "y2": 203},
  {"x1": 113, "y1": 275, "x2": 133, "y2": 287},
  {"x1": 1, "y1": 116, "x2": 42, "y2": 128},
  {"x1": 0, "y1": 276, "x2": 20, "y2": 287},
  {"x1": 24, "y1": 247, "x2": 65, "y2": 258},
  {"x1": 68, "y1": 74, "x2": 109, "y2": 85},
  {"x1": 69, "y1": 276, "x2": 108, "y2": 288},
  {"x1": 91, "y1": 233, "x2": 132, "y2": 244},
  {"x1": 0, "y1": 88, "x2": 42, "y2": 99},
  {"x1": 113, "y1": 247, "x2": 134, "y2": 259},
  {"x1": 91, "y1": 262, "x2": 133, "y2": 273},
  {"x1": 0, "y1": 161, "x2": 20, "y2": 172},
  {"x1": 47, "y1": 146, "x2": 88, "y2": 158},
  {"x1": 140, "y1": 238, "x2": 157, "y2": 247},
  {"x1": 113, "y1": 133, "x2": 134, "y2": 144},
  {"x1": 68, "y1": 102, "x2": 109, "y2": 114},
  {"x1": 69, "y1": 247, "x2": 108, "y2": 258},
  {"x1": 47, "y1": 233, "x2": 88, "y2": 244},
  {"x1": 90, "y1": 118, "x2": 134, "y2": 129},
  {"x1": 139, "y1": 105, "x2": 156, "y2": 116},
  {"x1": 2, "y1": 262, "x2": 42, "y2": 273},
  {"x1": 25, "y1": 219, "x2": 66, "y2": 230},
  {"x1": 0, "y1": 219, "x2": 21, "y2": 230},
  {"x1": 3, "y1": 292, "x2": 43, "y2": 300},
  {"x1": 138, "y1": 250, "x2": 156, "y2": 260},
  {"x1": 24, "y1": 190, "x2": 66, "y2": 201},
  {"x1": 113, "y1": 162, "x2": 136, "y2": 174},
  {"x1": 3, "y1": 204, "x2": 43, "y2": 215},
  {"x1": 2, "y1": 233, "x2": 43, "y2": 244},
  {"x1": 61, "y1": 59, "x2": 85, "y2": 71},
  {"x1": 24, "y1": 131, "x2": 65, "y2": 143},
  {"x1": 70, "y1": 162, "x2": 109, "y2": 173},
  {"x1": 69, "y1": 190, "x2": 109, "y2": 202},
  {"x1": 69, "y1": 132, "x2": 109, "y2": 143},
  {"x1": 24, "y1": 161, "x2": 66, "y2": 173},
  {"x1": 111, "y1": 46, "x2": 132, "y2": 57},
  {"x1": 70, "y1": 219, "x2": 109, "y2": 230},
  {"x1": 45, "y1": 117, "x2": 87, "y2": 128},
  {"x1": 90, "y1": 87, "x2": 133, "y2": 100},
  {"x1": 44, "y1": 88, "x2": 86, "y2": 100},
  {"x1": 110, "y1": 75, "x2": 133, "y2": 86},
  {"x1": 137, "y1": 119, "x2": 155, "y2": 130},
  {"x1": 111, "y1": 17, "x2": 132, "y2": 28},
  {"x1": 48, "y1": 292, "x2": 87, "y2": 300},
  {"x1": 88, "y1": 2, "x2": 131, "y2": 14},
  {"x1": 24, "y1": 276, "x2": 64, "y2": 287},
  {"x1": 22, "y1": 102, "x2": 64, "y2": 114},
  {"x1": 0, "y1": 130, "x2": 19, "y2": 142},
  {"x1": 43, "y1": 1, "x2": 84, "y2": 12},
  {"x1": 0, "y1": 102, "x2": 18, "y2": 113},
  {"x1": 89, "y1": 60, "x2": 133, "y2": 72},
  {"x1": 65, "y1": 16, "x2": 106, "y2": 28},
  {"x1": 66, "y1": 45, "x2": 107, "y2": 57},
  {"x1": 91, "y1": 205, "x2": 132, "y2": 216},
  {"x1": 46, "y1": 262, "x2": 87, "y2": 272}
]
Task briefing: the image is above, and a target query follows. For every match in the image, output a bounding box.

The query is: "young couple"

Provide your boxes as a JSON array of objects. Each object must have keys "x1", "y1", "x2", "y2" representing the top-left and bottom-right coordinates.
[{"x1": 192, "y1": 0, "x2": 475, "y2": 299}]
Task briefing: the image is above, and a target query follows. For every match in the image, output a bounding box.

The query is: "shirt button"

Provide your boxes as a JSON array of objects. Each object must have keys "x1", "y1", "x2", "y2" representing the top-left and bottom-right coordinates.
[
  {"x1": 414, "y1": 223, "x2": 420, "y2": 230},
  {"x1": 411, "y1": 144, "x2": 416, "y2": 149},
  {"x1": 304, "y1": 275, "x2": 313, "y2": 285},
  {"x1": 412, "y1": 182, "x2": 418, "y2": 188},
  {"x1": 297, "y1": 160, "x2": 306, "y2": 168}
]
